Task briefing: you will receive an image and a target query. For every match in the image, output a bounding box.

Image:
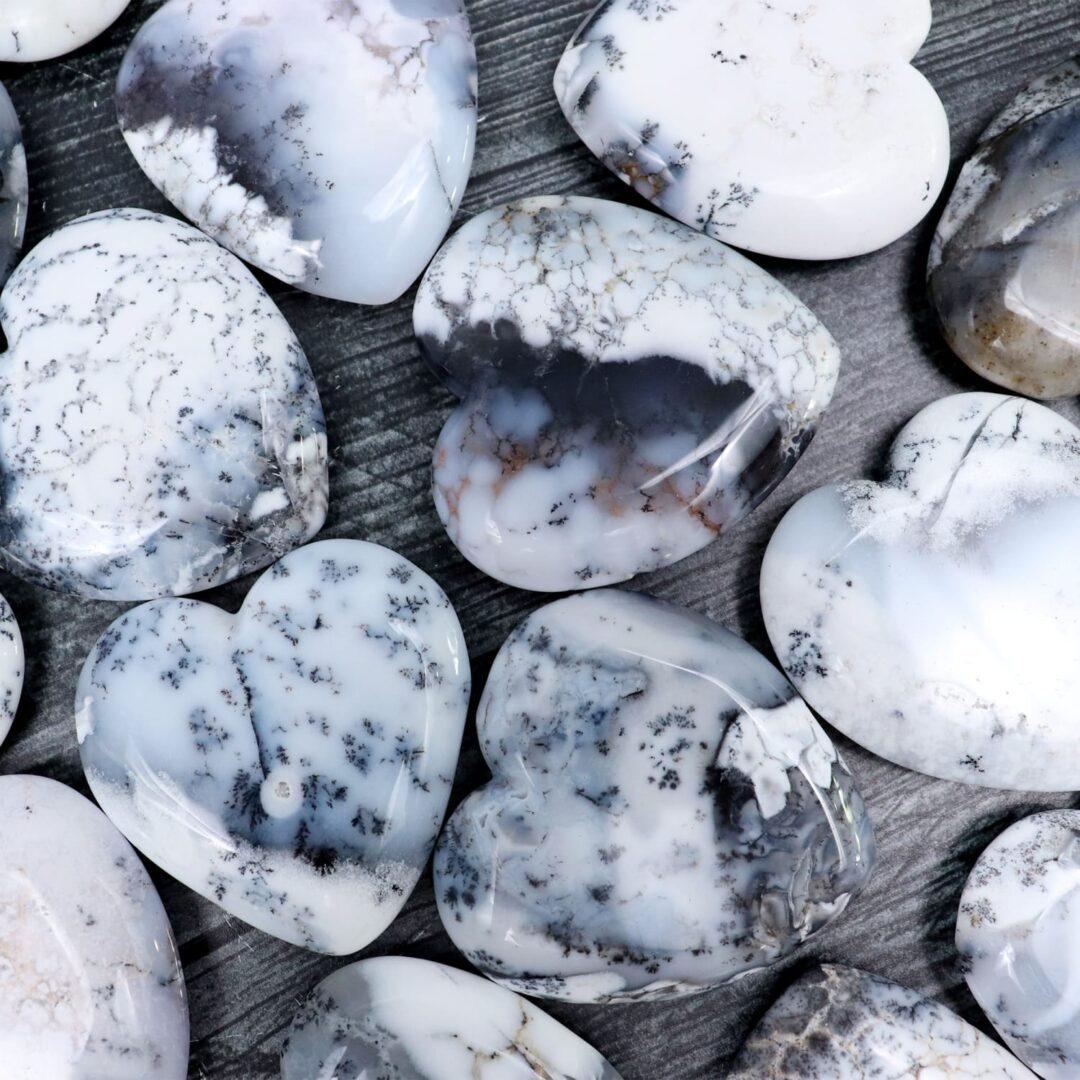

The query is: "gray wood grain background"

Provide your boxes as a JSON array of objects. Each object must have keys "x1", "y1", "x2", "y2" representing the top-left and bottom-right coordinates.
[{"x1": 1, "y1": 2, "x2": 1077, "y2": 1077}]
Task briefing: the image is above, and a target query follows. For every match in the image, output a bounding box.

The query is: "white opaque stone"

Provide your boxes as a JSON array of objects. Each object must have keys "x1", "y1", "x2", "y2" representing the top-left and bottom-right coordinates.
[
  {"x1": 281, "y1": 957, "x2": 623, "y2": 1079},
  {"x1": 0, "y1": 591, "x2": 23, "y2": 749},
  {"x1": 0, "y1": 774, "x2": 188, "y2": 1080},
  {"x1": 555, "y1": 0, "x2": 949, "y2": 260},
  {"x1": 959, "y1": 811, "x2": 1080, "y2": 1078},
  {"x1": 0, "y1": 1, "x2": 131, "y2": 62},
  {"x1": 77, "y1": 539, "x2": 471, "y2": 955},
  {"x1": 117, "y1": 0, "x2": 477, "y2": 305},
  {"x1": 762, "y1": 392, "x2": 1080, "y2": 790}
]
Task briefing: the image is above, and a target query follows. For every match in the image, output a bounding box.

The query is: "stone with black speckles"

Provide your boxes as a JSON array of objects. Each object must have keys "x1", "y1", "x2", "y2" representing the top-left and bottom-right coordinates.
[
  {"x1": 0, "y1": 1, "x2": 131, "y2": 62},
  {"x1": 77, "y1": 539, "x2": 471, "y2": 955},
  {"x1": 0, "y1": 591, "x2": 23, "y2": 749},
  {"x1": 433, "y1": 589, "x2": 874, "y2": 1003},
  {"x1": 414, "y1": 195, "x2": 841, "y2": 592}
]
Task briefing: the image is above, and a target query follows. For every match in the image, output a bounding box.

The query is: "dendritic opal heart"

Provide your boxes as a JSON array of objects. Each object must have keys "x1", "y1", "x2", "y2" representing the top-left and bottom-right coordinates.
[
  {"x1": 117, "y1": 0, "x2": 477, "y2": 305},
  {"x1": 728, "y1": 965, "x2": 1034, "y2": 1078},
  {"x1": 77, "y1": 540, "x2": 471, "y2": 955},
  {"x1": 414, "y1": 196, "x2": 840, "y2": 592},
  {"x1": 554, "y1": 0, "x2": 949, "y2": 260},
  {"x1": 0, "y1": 208, "x2": 328, "y2": 601},
  {"x1": 282, "y1": 957, "x2": 624, "y2": 1080},
  {"x1": 0, "y1": 592, "x2": 23, "y2": 749},
  {"x1": 762, "y1": 392, "x2": 1080, "y2": 791},
  {"x1": 0, "y1": 83, "x2": 27, "y2": 286},
  {"x1": 433, "y1": 589, "x2": 874, "y2": 1003},
  {"x1": 958, "y1": 811, "x2": 1080, "y2": 1078},
  {"x1": 0, "y1": 0, "x2": 131, "y2": 62},
  {"x1": 0, "y1": 775, "x2": 188, "y2": 1080},
  {"x1": 930, "y1": 58, "x2": 1080, "y2": 398}
]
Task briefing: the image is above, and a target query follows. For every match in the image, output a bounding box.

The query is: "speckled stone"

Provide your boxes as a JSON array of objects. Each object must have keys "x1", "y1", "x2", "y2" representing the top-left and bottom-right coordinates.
[
  {"x1": 0, "y1": 82, "x2": 26, "y2": 286},
  {"x1": 0, "y1": 208, "x2": 328, "y2": 601},
  {"x1": 930, "y1": 58, "x2": 1080, "y2": 398},
  {"x1": 117, "y1": 0, "x2": 477, "y2": 305},
  {"x1": 77, "y1": 540, "x2": 470, "y2": 955},
  {"x1": 414, "y1": 195, "x2": 840, "y2": 592},
  {"x1": 0, "y1": 774, "x2": 188, "y2": 1080},
  {"x1": 0, "y1": 1, "x2": 131, "y2": 62},
  {"x1": 0, "y1": 592, "x2": 23, "y2": 750},
  {"x1": 281, "y1": 957, "x2": 624, "y2": 1079},
  {"x1": 434, "y1": 589, "x2": 874, "y2": 1003}
]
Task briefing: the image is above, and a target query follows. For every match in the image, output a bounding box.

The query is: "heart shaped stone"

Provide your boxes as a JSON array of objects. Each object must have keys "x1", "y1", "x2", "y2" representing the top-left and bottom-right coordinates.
[
  {"x1": 728, "y1": 965, "x2": 1034, "y2": 1078},
  {"x1": 414, "y1": 196, "x2": 840, "y2": 592},
  {"x1": 282, "y1": 957, "x2": 624, "y2": 1079},
  {"x1": 762, "y1": 392, "x2": 1080, "y2": 790},
  {"x1": 0, "y1": 83, "x2": 26, "y2": 286},
  {"x1": 117, "y1": 0, "x2": 477, "y2": 305},
  {"x1": 929, "y1": 58, "x2": 1080, "y2": 398},
  {"x1": 0, "y1": 774, "x2": 188, "y2": 1080},
  {"x1": 0, "y1": 208, "x2": 328, "y2": 600},
  {"x1": 958, "y1": 811, "x2": 1080, "y2": 1078},
  {"x1": 433, "y1": 589, "x2": 874, "y2": 1003},
  {"x1": 0, "y1": 592, "x2": 23, "y2": 749},
  {"x1": 0, "y1": 1, "x2": 131, "y2": 62},
  {"x1": 77, "y1": 539, "x2": 470, "y2": 955},
  {"x1": 555, "y1": 0, "x2": 949, "y2": 260}
]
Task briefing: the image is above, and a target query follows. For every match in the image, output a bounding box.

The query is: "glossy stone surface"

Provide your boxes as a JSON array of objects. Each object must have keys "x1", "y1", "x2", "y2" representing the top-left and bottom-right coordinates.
[
  {"x1": 0, "y1": 592, "x2": 24, "y2": 749},
  {"x1": 281, "y1": 957, "x2": 624, "y2": 1079},
  {"x1": 728, "y1": 965, "x2": 1034, "y2": 1078},
  {"x1": 415, "y1": 196, "x2": 840, "y2": 592},
  {"x1": 77, "y1": 539, "x2": 471, "y2": 955},
  {"x1": 0, "y1": 208, "x2": 328, "y2": 601},
  {"x1": 434, "y1": 589, "x2": 874, "y2": 1003},
  {"x1": 0, "y1": 1, "x2": 131, "y2": 62},
  {"x1": 930, "y1": 58, "x2": 1080, "y2": 398},
  {"x1": 117, "y1": 0, "x2": 477, "y2": 306},
  {"x1": 958, "y1": 811, "x2": 1080, "y2": 1078},
  {"x1": 0, "y1": 83, "x2": 27, "y2": 285},
  {"x1": 555, "y1": 0, "x2": 949, "y2": 260},
  {"x1": 0, "y1": 774, "x2": 188, "y2": 1080},
  {"x1": 762, "y1": 392, "x2": 1080, "y2": 791}
]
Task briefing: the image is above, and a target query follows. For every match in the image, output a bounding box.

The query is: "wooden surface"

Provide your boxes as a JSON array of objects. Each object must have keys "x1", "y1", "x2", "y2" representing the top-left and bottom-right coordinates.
[{"x1": 2, "y1": 2, "x2": 1078, "y2": 1077}]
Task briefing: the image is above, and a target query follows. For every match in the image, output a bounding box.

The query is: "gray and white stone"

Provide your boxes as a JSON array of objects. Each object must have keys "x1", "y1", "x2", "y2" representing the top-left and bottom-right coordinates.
[
  {"x1": 117, "y1": 0, "x2": 477, "y2": 305},
  {"x1": 959, "y1": 810, "x2": 1080, "y2": 1079},
  {"x1": 414, "y1": 195, "x2": 841, "y2": 592},
  {"x1": 433, "y1": 589, "x2": 874, "y2": 1004},
  {"x1": 281, "y1": 957, "x2": 623, "y2": 1080},
  {"x1": 762, "y1": 392, "x2": 1080, "y2": 791},
  {"x1": 728, "y1": 964, "x2": 1035, "y2": 1078},
  {"x1": 555, "y1": 0, "x2": 949, "y2": 260},
  {"x1": 0, "y1": 208, "x2": 328, "y2": 601},
  {"x1": 0, "y1": 83, "x2": 27, "y2": 286},
  {"x1": 930, "y1": 58, "x2": 1080, "y2": 398},
  {"x1": 0, "y1": 774, "x2": 188, "y2": 1080},
  {"x1": 0, "y1": 1, "x2": 131, "y2": 62},
  {"x1": 0, "y1": 591, "x2": 23, "y2": 749},
  {"x1": 77, "y1": 539, "x2": 471, "y2": 955}
]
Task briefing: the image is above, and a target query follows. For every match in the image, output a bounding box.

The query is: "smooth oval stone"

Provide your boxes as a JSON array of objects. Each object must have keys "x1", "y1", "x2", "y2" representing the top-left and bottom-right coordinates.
[
  {"x1": 414, "y1": 195, "x2": 840, "y2": 592},
  {"x1": 0, "y1": 774, "x2": 188, "y2": 1079},
  {"x1": 958, "y1": 811, "x2": 1080, "y2": 1078},
  {"x1": 116, "y1": 0, "x2": 477, "y2": 305},
  {"x1": 0, "y1": 208, "x2": 328, "y2": 600},
  {"x1": 728, "y1": 964, "x2": 1034, "y2": 1078},
  {"x1": 930, "y1": 59, "x2": 1080, "y2": 399},
  {"x1": 554, "y1": 0, "x2": 949, "y2": 260},
  {"x1": 433, "y1": 589, "x2": 874, "y2": 1004},
  {"x1": 0, "y1": 83, "x2": 27, "y2": 286},
  {"x1": 0, "y1": 1, "x2": 131, "y2": 62},
  {"x1": 77, "y1": 539, "x2": 470, "y2": 955},
  {"x1": 0, "y1": 591, "x2": 23, "y2": 749},
  {"x1": 281, "y1": 956, "x2": 623, "y2": 1079},
  {"x1": 762, "y1": 392, "x2": 1080, "y2": 790}
]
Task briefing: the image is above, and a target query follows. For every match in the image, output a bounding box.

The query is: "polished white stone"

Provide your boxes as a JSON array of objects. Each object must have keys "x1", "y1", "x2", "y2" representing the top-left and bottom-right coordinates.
[
  {"x1": 415, "y1": 196, "x2": 840, "y2": 592},
  {"x1": 78, "y1": 539, "x2": 471, "y2": 955},
  {"x1": 0, "y1": 591, "x2": 23, "y2": 749},
  {"x1": 0, "y1": 1, "x2": 131, "y2": 62},
  {"x1": 434, "y1": 589, "x2": 874, "y2": 1003},
  {"x1": 0, "y1": 82, "x2": 27, "y2": 286},
  {"x1": 117, "y1": 0, "x2": 477, "y2": 305},
  {"x1": 959, "y1": 811, "x2": 1080, "y2": 1078},
  {"x1": 0, "y1": 774, "x2": 188, "y2": 1080},
  {"x1": 555, "y1": 0, "x2": 949, "y2": 260},
  {"x1": 762, "y1": 392, "x2": 1080, "y2": 790},
  {"x1": 0, "y1": 208, "x2": 328, "y2": 600},
  {"x1": 281, "y1": 957, "x2": 623, "y2": 1079}
]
